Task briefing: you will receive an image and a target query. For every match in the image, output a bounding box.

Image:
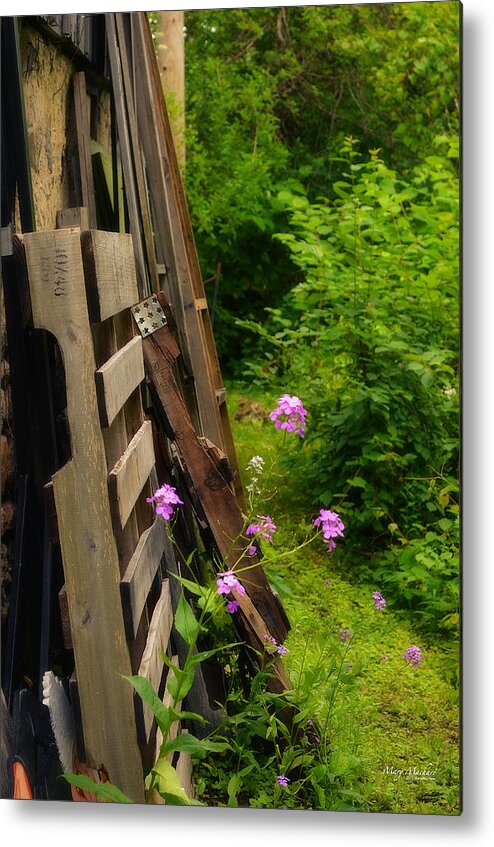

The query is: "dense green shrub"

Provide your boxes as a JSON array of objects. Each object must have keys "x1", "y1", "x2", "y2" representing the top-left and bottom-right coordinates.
[
  {"x1": 179, "y1": 2, "x2": 460, "y2": 369},
  {"x1": 239, "y1": 137, "x2": 459, "y2": 634}
]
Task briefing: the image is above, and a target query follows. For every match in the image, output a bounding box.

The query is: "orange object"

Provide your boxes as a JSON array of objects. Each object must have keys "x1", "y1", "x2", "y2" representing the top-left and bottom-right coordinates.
[{"x1": 13, "y1": 762, "x2": 33, "y2": 800}]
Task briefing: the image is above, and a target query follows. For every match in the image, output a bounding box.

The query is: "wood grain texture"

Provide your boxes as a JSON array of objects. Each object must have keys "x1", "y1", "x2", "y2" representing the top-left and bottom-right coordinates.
[
  {"x1": 108, "y1": 419, "x2": 155, "y2": 531},
  {"x1": 95, "y1": 334, "x2": 144, "y2": 428},
  {"x1": 23, "y1": 228, "x2": 144, "y2": 802},
  {"x1": 141, "y1": 297, "x2": 288, "y2": 643},
  {"x1": 81, "y1": 230, "x2": 139, "y2": 322},
  {"x1": 120, "y1": 516, "x2": 167, "y2": 640},
  {"x1": 56, "y1": 207, "x2": 90, "y2": 231},
  {"x1": 73, "y1": 73, "x2": 97, "y2": 228},
  {"x1": 137, "y1": 579, "x2": 173, "y2": 739}
]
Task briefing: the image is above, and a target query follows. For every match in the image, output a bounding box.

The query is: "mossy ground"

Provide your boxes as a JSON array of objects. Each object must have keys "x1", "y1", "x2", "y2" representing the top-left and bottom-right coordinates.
[{"x1": 226, "y1": 385, "x2": 460, "y2": 816}]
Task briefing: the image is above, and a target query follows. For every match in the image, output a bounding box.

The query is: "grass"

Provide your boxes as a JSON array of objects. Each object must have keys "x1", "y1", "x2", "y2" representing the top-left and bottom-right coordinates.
[{"x1": 226, "y1": 384, "x2": 460, "y2": 815}]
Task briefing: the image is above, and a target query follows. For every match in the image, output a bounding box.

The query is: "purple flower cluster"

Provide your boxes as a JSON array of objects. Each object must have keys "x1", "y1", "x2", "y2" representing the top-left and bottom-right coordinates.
[
  {"x1": 276, "y1": 774, "x2": 290, "y2": 787},
  {"x1": 372, "y1": 591, "x2": 387, "y2": 611},
  {"x1": 216, "y1": 569, "x2": 245, "y2": 614},
  {"x1": 313, "y1": 509, "x2": 345, "y2": 552},
  {"x1": 402, "y1": 645, "x2": 423, "y2": 668},
  {"x1": 269, "y1": 394, "x2": 308, "y2": 439},
  {"x1": 246, "y1": 515, "x2": 277, "y2": 543},
  {"x1": 339, "y1": 628, "x2": 350, "y2": 643},
  {"x1": 262, "y1": 633, "x2": 289, "y2": 656},
  {"x1": 147, "y1": 483, "x2": 183, "y2": 521}
]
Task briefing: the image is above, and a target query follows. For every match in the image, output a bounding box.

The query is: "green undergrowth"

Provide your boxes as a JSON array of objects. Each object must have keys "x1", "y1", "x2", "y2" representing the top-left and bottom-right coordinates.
[{"x1": 224, "y1": 385, "x2": 460, "y2": 815}]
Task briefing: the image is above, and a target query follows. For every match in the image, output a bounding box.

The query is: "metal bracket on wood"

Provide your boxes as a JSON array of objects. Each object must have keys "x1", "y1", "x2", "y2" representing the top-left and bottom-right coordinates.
[{"x1": 131, "y1": 295, "x2": 168, "y2": 337}]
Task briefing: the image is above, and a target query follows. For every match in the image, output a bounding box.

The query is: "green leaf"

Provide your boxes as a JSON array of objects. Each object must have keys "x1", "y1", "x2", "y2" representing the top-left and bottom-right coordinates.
[
  {"x1": 124, "y1": 675, "x2": 172, "y2": 734},
  {"x1": 169, "y1": 573, "x2": 207, "y2": 598},
  {"x1": 329, "y1": 750, "x2": 350, "y2": 776},
  {"x1": 62, "y1": 773, "x2": 132, "y2": 803},
  {"x1": 166, "y1": 665, "x2": 195, "y2": 702},
  {"x1": 149, "y1": 758, "x2": 202, "y2": 805},
  {"x1": 159, "y1": 732, "x2": 230, "y2": 759},
  {"x1": 174, "y1": 591, "x2": 200, "y2": 646}
]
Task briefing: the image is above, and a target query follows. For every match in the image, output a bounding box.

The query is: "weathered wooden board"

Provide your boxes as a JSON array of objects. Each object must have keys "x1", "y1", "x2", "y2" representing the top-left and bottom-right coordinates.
[
  {"x1": 121, "y1": 516, "x2": 167, "y2": 640},
  {"x1": 73, "y1": 73, "x2": 97, "y2": 229},
  {"x1": 81, "y1": 230, "x2": 139, "y2": 322},
  {"x1": 108, "y1": 419, "x2": 155, "y2": 531},
  {"x1": 140, "y1": 294, "x2": 288, "y2": 643},
  {"x1": 23, "y1": 228, "x2": 144, "y2": 802},
  {"x1": 133, "y1": 13, "x2": 244, "y2": 504},
  {"x1": 138, "y1": 579, "x2": 173, "y2": 739},
  {"x1": 95, "y1": 335, "x2": 144, "y2": 428},
  {"x1": 56, "y1": 207, "x2": 90, "y2": 231}
]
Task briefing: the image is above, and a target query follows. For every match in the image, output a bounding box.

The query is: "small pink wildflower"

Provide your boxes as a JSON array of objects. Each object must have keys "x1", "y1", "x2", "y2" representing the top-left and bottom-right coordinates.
[
  {"x1": 402, "y1": 645, "x2": 423, "y2": 668},
  {"x1": 276, "y1": 774, "x2": 290, "y2": 787},
  {"x1": 147, "y1": 483, "x2": 183, "y2": 521},
  {"x1": 372, "y1": 591, "x2": 386, "y2": 611},
  {"x1": 313, "y1": 509, "x2": 345, "y2": 552},
  {"x1": 269, "y1": 394, "x2": 307, "y2": 439},
  {"x1": 226, "y1": 599, "x2": 240, "y2": 614},
  {"x1": 246, "y1": 515, "x2": 277, "y2": 543},
  {"x1": 216, "y1": 569, "x2": 246, "y2": 597},
  {"x1": 339, "y1": 628, "x2": 350, "y2": 642},
  {"x1": 277, "y1": 644, "x2": 289, "y2": 656}
]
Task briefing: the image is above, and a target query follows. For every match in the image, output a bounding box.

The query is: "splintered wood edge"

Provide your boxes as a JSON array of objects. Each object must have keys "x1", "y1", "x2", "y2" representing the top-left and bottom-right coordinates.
[
  {"x1": 108, "y1": 419, "x2": 155, "y2": 530},
  {"x1": 95, "y1": 335, "x2": 144, "y2": 427},
  {"x1": 137, "y1": 580, "x2": 174, "y2": 739},
  {"x1": 120, "y1": 516, "x2": 167, "y2": 640}
]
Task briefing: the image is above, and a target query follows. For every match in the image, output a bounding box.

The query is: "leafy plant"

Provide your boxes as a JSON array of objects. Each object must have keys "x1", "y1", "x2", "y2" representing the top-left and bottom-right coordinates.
[{"x1": 239, "y1": 138, "x2": 459, "y2": 636}]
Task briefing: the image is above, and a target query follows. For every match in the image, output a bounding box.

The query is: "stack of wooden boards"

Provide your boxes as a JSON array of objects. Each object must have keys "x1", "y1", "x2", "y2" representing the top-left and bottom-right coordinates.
[{"x1": 10, "y1": 10, "x2": 291, "y2": 802}]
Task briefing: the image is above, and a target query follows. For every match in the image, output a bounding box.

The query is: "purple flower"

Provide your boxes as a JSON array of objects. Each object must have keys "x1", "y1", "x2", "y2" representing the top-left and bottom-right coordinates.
[
  {"x1": 216, "y1": 569, "x2": 246, "y2": 598},
  {"x1": 246, "y1": 515, "x2": 277, "y2": 544},
  {"x1": 262, "y1": 633, "x2": 288, "y2": 656},
  {"x1": 269, "y1": 394, "x2": 307, "y2": 439},
  {"x1": 246, "y1": 545, "x2": 257, "y2": 556},
  {"x1": 147, "y1": 483, "x2": 183, "y2": 521},
  {"x1": 324, "y1": 580, "x2": 332, "y2": 587},
  {"x1": 226, "y1": 599, "x2": 240, "y2": 614},
  {"x1": 372, "y1": 591, "x2": 387, "y2": 611},
  {"x1": 307, "y1": 719, "x2": 313, "y2": 727},
  {"x1": 402, "y1": 645, "x2": 423, "y2": 668},
  {"x1": 276, "y1": 774, "x2": 290, "y2": 787},
  {"x1": 339, "y1": 628, "x2": 350, "y2": 642},
  {"x1": 313, "y1": 509, "x2": 345, "y2": 553}
]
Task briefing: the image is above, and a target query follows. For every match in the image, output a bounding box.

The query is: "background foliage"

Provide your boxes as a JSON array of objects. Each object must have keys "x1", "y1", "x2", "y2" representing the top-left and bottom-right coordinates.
[{"x1": 181, "y1": 2, "x2": 459, "y2": 367}]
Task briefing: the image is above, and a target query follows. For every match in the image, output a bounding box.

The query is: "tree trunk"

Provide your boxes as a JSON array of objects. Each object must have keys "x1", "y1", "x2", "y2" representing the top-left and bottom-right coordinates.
[{"x1": 155, "y1": 11, "x2": 185, "y2": 171}]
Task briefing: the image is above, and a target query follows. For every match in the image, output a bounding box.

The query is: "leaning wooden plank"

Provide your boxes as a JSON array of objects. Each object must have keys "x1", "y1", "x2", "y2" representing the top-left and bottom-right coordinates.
[
  {"x1": 95, "y1": 335, "x2": 144, "y2": 428},
  {"x1": 140, "y1": 295, "x2": 288, "y2": 643},
  {"x1": 120, "y1": 516, "x2": 167, "y2": 640},
  {"x1": 133, "y1": 13, "x2": 243, "y2": 501},
  {"x1": 73, "y1": 73, "x2": 97, "y2": 228},
  {"x1": 81, "y1": 230, "x2": 139, "y2": 322},
  {"x1": 108, "y1": 419, "x2": 155, "y2": 531},
  {"x1": 23, "y1": 228, "x2": 144, "y2": 802},
  {"x1": 137, "y1": 579, "x2": 173, "y2": 739}
]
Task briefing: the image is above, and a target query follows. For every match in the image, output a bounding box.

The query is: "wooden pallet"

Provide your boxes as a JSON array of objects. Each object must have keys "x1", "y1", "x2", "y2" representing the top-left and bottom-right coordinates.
[{"x1": 23, "y1": 225, "x2": 193, "y2": 801}]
